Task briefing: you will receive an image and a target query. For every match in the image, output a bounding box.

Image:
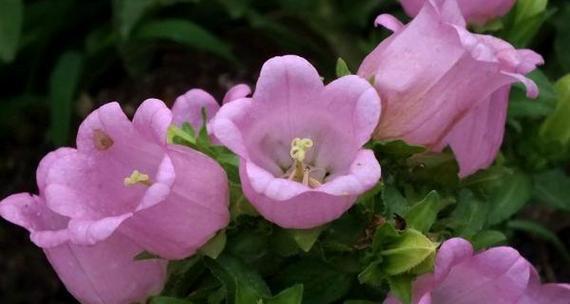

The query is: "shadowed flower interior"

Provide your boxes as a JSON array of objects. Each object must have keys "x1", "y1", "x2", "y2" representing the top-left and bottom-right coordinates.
[{"x1": 243, "y1": 110, "x2": 360, "y2": 187}]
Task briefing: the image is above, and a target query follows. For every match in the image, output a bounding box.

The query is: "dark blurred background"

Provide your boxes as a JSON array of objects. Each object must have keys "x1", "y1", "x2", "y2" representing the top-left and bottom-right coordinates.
[{"x1": 1, "y1": 0, "x2": 569, "y2": 303}]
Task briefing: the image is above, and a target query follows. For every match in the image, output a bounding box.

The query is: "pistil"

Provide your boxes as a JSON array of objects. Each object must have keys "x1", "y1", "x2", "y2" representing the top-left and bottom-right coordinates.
[
  {"x1": 287, "y1": 138, "x2": 322, "y2": 188},
  {"x1": 124, "y1": 170, "x2": 151, "y2": 186}
]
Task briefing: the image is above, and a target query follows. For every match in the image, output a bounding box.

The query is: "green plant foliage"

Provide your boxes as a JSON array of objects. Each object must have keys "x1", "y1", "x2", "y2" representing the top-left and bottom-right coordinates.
[
  {"x1": 0, "y1": 0, "x2": 22, "y2": 62},
  {"x1": 336, "y1": 57, "x2": 352, "y2": 77},
  {"x1": 533, "y1": 169, "x2": 570, "y2": 211},
  {"x1": 404, "y1": 191, "x2": 442, "y2": 233},
  {"x1": 485, "y1": 170, "x2": 533, "y2": 226},
  {"x1": 49, "y1": 51, "x2": 84, "y2": 145},
  {"x1": 134, "y1": 19, "x2": 236, "y2": 62},
  {"x1": 540, "y1": 74, "x2": 570, "y2": 145},
  {"x1": 502, "y1": 0, "x2": 549, "y2": 47}
]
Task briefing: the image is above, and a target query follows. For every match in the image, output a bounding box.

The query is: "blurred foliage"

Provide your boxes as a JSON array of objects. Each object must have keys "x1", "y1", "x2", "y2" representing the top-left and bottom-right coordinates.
[
  {"x1": 0, "y1": 0, "x2": 400, "y2": 145},
  {"x1": 2, "y1": 0, "x2": 570, "y2": 303}
]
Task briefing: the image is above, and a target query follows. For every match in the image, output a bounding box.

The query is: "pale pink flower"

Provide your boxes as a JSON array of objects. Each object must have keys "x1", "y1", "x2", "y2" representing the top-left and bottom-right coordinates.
[
  {"x1": 384, "y1": 238, "x2": 570, "y2": 304},
  {"x1": 400, "y1": 0, "x2": 516, "y2": 25},
  {"x1": 1, "y1": 99, "x2": 232, "y2": 302},
  {"x1": 214, "y1": 55, "x2": 381, "y2": 228},
  {"x1": 0, "y1": 149, "x2": 167, "y2": 304},
  {"x1": 358, "y1": 0, "x2": 543, "y2": 177},
  {"x1": 172, "y1": 84, "x2": 251, "y2": 134}
]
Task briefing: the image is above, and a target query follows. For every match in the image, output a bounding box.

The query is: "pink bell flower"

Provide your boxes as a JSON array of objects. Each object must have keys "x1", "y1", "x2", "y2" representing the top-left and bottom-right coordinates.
[
  {"x1": 172, "y1": 84, "x2": 251, "y2": 135},
  {"x1": 0, "y1": 148, "x2": 167, "y2": 304},
  {"x1": 1, "y1": 99, "x2": 232, "y2": 302},
  {"x1": 400, "y1": 0, "x2": 516, "y2": 25},
  {"x1": 358, "y1": 0, "x2": 543, "y2": 177},
  {"x1": 4, "y1": 99, "x2": 230, "y2": 259},
  {"x1": 384, "y1": 238, "x2": 570, "y2": 304},
  {"x1": 213, "y1": 55, "x2": 382, "y2": 229}
]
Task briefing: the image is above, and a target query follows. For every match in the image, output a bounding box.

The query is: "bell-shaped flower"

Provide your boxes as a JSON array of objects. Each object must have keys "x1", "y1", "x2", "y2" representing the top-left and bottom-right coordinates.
[
  {"x1": 213, "y1": 55, "x2": 381, "y2": 229},
  {"x1": 37, "y1": 99, "x2": 229, "y2": 259},
  {"x1": 384, "y1": 238, "x2": 570, "y2": 304},
  {"x1": 172, "y1": 84, "x2": 251, "y2": 137},
  {"x1": 358, "y1": 0, "x2": 543, "y2": 177},
  {"x1": 0, "y1": 149, "x2": 167, "y2": 304},
  {"x1": 400, "y1": 0, "x2": 516, "y2": 25}
]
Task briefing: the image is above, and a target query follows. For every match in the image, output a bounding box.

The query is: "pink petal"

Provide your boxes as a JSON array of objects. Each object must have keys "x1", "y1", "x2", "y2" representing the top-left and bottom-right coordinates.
[
  {"x1": 502, "y1": 71, "x2": 539, "y2": 98},
  {"x1": 212, "y1": 98, "x2": 254, "y2": 159},
  {"x1": 44, "y1": 151, "x2": 148, "y2": 219},
  {"x1": 318, "y1": 150, "x2": 381, "y2": 196},
  {"x1": 436, "y1": 87, "x2": 510, "y2": 177},
  {"x1": 133, "y1": 98, "x2": 173, "y2": 145},
  {"x1": 36, "y1": 147, "x2": 75, "y2": 192},
  {"x1": 517, "y1": 267, "x2": 570, "y2": 303},
  {"x1": 0, "y1": 194, "x2": 167, "y2": 303},
  {"x1": 240, "y1": 150, "x2": 379, "y2": 229},
  {"x1": 375, "y1": 14, "x2": 405, "y2": 32},
  {"x1": 172, "y1": 88, "x2": 220, "y2": 131},
  {"x1": 253, "y1": 55, "x2": 324, "y2": 111},
  {"x1": 45, "y1": 232, "x2": 167, "y2": 304},
  {"x1": 222, "y1": 83, "x2": 252, "y2": 104},
  {"x1": 240, "y1": 160, "x2": 355, "y2": 229},
  {"x1": 0, "y1": 193, "x2": 70, "y2": 248},
  {"x1": 400, "y1": 0, "x2": 516, "y2": 25},
  {"x1": 431, "y1": 247, "x2": 532, "y2": 304},
  {"x1": 119, "y1": 145, "x2": 229, "y2": 259},
  {"x1": 320, "y1": 75, "x2": 381, "y2": 148},
  {"x1": 432, "y1": 238, "x2": 474, "y2": 283},
  {"x1": 67, "y1": 213, "x2": 133, "y2": 245},
  {"x1": 76, "y1": 102, "x2": 138, "y2": 154}
]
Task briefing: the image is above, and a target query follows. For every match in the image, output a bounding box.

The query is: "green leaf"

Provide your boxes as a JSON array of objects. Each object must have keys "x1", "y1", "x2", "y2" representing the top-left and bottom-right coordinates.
[
  {"x1": 404, "y1": 191, "x2": 441, "y2": 233},
  {"x1": 113, "y1": 0, "x2": 155, "y2": 38},
  {"x1": 149, "y1": 296, "x2": 194, "y2": 304},
  {"x1": 266, "y1": 284, "x2": 303, "y2": 304},
  {"x1": 49, "y1": 51, "x2": 84, "y2": 145},
  {"x1": 371, "y1": 140, "x2": 426, "y2": 159},
  {"x1": 507, "y1": 219, "x2": 570, "y2": 262},
  {"x1": 357, "y1": 259, "x2": 384, "y2": 286},
  {"x1": 167, "y1": 125, "x2": 197, "y2": 145},
  {"x1": 502, "y1": 0, "x2": 549, "y2": 47},
  {"x1": 199, "y1": 230, "x2": 227, "y2": 259},
  {"x1": 134, "y1": 250, "x2": 161, "y2": 260},
  {"x1": 533, "y1": 169, "x2": 570, "y2": 211},
  {"x1": 486, "y1": 170, "x2": 532, "y2": 225},
  {"x1": 205, "y1": 255, "x2": 271, "y2": 304},
  {"x1": 540, "y1": 74, "x2": 570, "y2": 146},
  {"x1": 407, "y1": 150, "x2": 459, "y2": 187},
  {"x1": 381, "y1": 229, "x2": 437, "y2": 275},
  {"x1": 387, "y1": 275, "x2": 413, "y2": 304},
  {"x1": 0, "y1": 0, "x2": 22, "y2": 62},
  {"x1": 381, "y1": 183, "x2": 408, "y2": 217},
  {"x1": 335, "y1": 57, "x2": 352, "y2": 78},
  {"x1": 289, "y1": 226, "x2": 325, "y2": 252},
  {"x1": 470, "y1": 230, "x2": 506, "y2": 250},
  {"x1": 449, "y1": 190, "x2": 489, "y2": 237},
  {"x1": 275, "y1": 259, "x2": 351, "y2": 304},
  {"x1": 162, "y1": 256, "x2": 205, "y2": 297},
  {"x1": 134, "y1": 19, "x2": 235, "y2": 62}
]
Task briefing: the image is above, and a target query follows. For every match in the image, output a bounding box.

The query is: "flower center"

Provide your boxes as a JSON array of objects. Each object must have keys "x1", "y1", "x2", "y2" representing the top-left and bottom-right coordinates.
[
  {"x1": 286, "y1": 137, "x2": 322, "y2": 188},
  {"x1": 124, "y1": 170, "x2": 151, "y2": 186}
]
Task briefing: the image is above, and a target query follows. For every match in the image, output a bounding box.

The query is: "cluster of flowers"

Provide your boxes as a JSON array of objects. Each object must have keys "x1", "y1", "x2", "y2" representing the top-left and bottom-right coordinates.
[{"x1": 0, "y1": 0, "x2": 568, "y2": 303}]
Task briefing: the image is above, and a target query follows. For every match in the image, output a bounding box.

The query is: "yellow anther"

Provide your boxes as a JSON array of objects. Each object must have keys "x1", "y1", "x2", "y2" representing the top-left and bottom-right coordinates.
[
  {"x1": 124, "y1": 170, "x2": 151, "y2": 186},
  {"x1": 289, "y1": 137, "x2": 314, "y2": 162}
]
